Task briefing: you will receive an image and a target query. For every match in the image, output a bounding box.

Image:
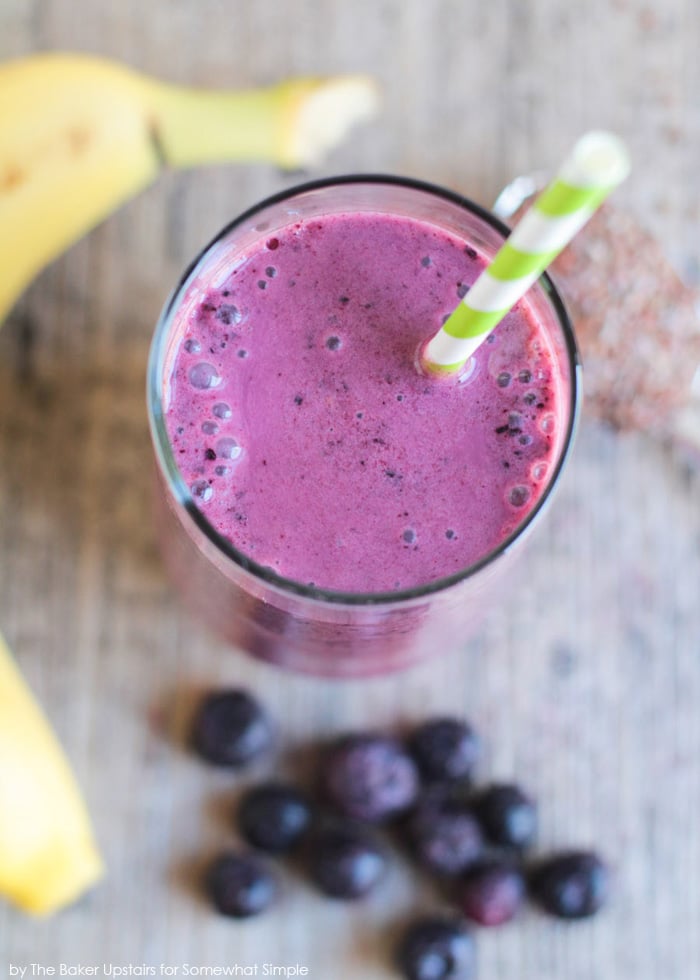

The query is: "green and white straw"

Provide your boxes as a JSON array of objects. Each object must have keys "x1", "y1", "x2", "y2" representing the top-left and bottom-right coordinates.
[{"x1": 422, "y1": 130, "x2": 631, "y2": 373}]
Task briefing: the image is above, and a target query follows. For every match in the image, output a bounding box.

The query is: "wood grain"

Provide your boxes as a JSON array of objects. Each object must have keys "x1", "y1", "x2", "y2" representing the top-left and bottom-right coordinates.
[{"x1": 1, "y1": 1, "x2": 700, "y2": 977}]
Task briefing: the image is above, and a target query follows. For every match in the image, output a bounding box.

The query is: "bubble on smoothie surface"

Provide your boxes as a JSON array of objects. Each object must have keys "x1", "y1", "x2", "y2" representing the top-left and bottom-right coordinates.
[
  {"x1": 192, "y1": 480, "x2": 213, "y2": 502},
  {"x1": 265, "y1": 266, "x2": 277, "y2": 278},
  {"x1": 216, "y1": 304, "x2": 243, "y2": 326},
  {"x1": 540, "y1": 414, "x2": 555, "y2": 434},
  {"x1": 202, "y1": 420, "x2": 219, "y2": 435},
  {"x1": 213, "y1": 402, "x2": 232, "y2": 420},
  {"x1": 184, "y1": 338, "x2": 201, "y2": 354},
  {"x1": 402, "y1": 528, "x2": 417, "y2": 545},
  {"x1": 216, "y1": 437, "x2": 242, "y2": 460},
  {"x1": 215, "y1": 465, "x2": 229, "y2": 476},
  {"x1": 532, "y1": 461, "x2": 548, "y2": 482},
  {"x1": 421, "y1": 256, "x2": 432, "y2": 267},
  {"x1": 326, "y1": 336, "x2": 341, "y2": 351},
  {"x1": 508, "y1": 486, "x2": 531, "y2": 508},
  {"x1": 189, "y1": 362, "x2": 221, "y2": 389}
]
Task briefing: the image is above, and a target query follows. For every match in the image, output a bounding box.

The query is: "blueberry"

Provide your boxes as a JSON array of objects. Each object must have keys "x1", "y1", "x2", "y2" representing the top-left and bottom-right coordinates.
[
  {"x1": 458, "y1": 858, "x2": 525, "y2": 926},
  {"x1": 528, "y1": 851, "x2": 610, "y2": 919},
  {"x1": 238, "y1": 783, "x2": 313, "y2": 853},
  {"x1": 473, "y1": 783, "x2": 537, "y2": 850},
  {"x1": 407, "y1": 789, "x2": 483, "y2": 877},
  {"x1": 191, "y1": 689, "x2": 273, "y2": 767},
  {"x1": 207, "y1": 852, "x2": 276, "y2": 918},
  {"x1": 396, "y1": 916, "x2": 475, "y2": 980},
  {"x1": 326, "y1": 335, "x2": 341, "y2": 351},
  {"x1": 307, "y1": 823, "x2": 386, "y2": 899},
  {"x1": 496, "y1": 372, "x2": 511, "y2": 388},
  {"x1": 321, "y1": 734, "x2": 419, "y2": 823},
  {"x1": 409, "y1": 717, "x2": 480, "y2": 783}
]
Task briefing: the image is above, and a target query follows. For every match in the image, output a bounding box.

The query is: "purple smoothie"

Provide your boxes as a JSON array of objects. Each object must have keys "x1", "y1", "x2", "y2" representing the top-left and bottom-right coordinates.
[{"x1": 164, "y1": 210, "x2": 561, "y2": 594}]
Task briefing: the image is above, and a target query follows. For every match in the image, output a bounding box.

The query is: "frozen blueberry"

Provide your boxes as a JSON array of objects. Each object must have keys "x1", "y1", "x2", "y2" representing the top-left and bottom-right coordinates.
[
  {"x1": 473, "y1": 783, "x2": 537, "y2": 851},
  {"x1": 458, "y1": 858, "x2": 525, "y2": 926},
  {"x1": 407, "y1": 789, "x2": 483, "y2": 877},
  {"x1": 528, "y1": 851, "x2": 610, "y2": 919},
  {"x1": 396, "y1": 916, "x2": 475, "y2": 980},
  {"x1": 409, "y1": 717, "x2": 480, "y2": 783},
  {"x1": 307, "y1": 823, "x2": 386, "y2": 899},
  {"x1": 496, "y1": 371, "x2": 511, "y2": 388},
  {"x1": 238, "y1": 783, "x2": 313, "y2": 854},
  {"x1": 207, "y1": 852, "x2": 277, "y2": 918},
  {"x1": 321, "y1": 734, "x2": 420, "y2": 823},
  {"x1": 191, "y1": 689, "x2": 273, "y2": 767}
]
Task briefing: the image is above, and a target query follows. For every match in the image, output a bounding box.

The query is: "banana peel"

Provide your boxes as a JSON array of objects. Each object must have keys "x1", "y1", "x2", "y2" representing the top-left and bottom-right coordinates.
[
  {"x1": 0, "y1": 52, "x2": 380, "y2": 323},
  {"x1": 0, "y1": 630, "x2": 103, "y2": 915}
]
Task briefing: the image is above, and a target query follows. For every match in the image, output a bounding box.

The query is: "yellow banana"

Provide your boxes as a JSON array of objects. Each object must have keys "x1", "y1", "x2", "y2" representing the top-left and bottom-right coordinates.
[
  {"x1": 0, "y1": 629, "x2": 103, "y2": 914},
  {"x1": 0, "y1": 52, "x2": 379, "y2": 323}
]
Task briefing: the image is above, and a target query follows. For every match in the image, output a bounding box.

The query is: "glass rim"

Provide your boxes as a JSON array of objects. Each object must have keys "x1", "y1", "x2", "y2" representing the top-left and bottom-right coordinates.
[{"x1": 147, "y1": 173, "x2": 582, "y2": 607}]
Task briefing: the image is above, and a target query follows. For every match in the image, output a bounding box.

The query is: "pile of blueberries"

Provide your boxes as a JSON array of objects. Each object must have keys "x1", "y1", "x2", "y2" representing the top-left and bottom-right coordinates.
[{"x1": 191, "y1": 689, "x2": 609, "y2": 980}]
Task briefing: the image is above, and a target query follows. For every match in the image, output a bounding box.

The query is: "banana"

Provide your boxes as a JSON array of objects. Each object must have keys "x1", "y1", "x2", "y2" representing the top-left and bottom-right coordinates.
[
  {"x1": 0, "y1": 52, "x2": 379, "y2": 323},
  {"x1": 0, "y1": 629, "x2": 103, "y2": 915}
]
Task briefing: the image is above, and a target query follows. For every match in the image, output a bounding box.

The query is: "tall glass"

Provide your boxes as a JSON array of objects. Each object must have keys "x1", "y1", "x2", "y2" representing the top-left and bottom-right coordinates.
[{"x1": 147, "y1": 176, "x2": 580, "y2": 676}]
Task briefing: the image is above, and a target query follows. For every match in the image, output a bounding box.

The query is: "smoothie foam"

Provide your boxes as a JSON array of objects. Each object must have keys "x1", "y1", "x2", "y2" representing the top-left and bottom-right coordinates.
[{"x1": 164, "y1": 210, "x2": 562, "y2": 594}]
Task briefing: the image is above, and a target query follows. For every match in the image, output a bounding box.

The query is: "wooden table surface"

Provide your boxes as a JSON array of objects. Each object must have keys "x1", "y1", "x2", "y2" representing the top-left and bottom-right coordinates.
[{"x1": 2, "y1": 1, "x2": 700, "y2": 977}]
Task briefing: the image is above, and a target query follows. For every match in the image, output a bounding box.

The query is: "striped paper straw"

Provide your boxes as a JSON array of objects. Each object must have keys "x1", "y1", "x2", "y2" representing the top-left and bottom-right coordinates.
[{"x1": 422, "y1": 131, "x2": 630, "y2": 373}]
